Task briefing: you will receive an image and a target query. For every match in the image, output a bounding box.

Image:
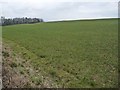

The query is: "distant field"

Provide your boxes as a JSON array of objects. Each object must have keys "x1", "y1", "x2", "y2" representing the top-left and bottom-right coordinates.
[{"x1": 2, "y1": 19, "x2": 118, "y2": 88}]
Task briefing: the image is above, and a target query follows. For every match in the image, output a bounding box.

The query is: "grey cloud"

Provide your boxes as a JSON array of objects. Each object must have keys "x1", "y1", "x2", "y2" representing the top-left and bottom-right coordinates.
[{"x1": 1, "y1": 2, "x2": 118, "y2": 21}]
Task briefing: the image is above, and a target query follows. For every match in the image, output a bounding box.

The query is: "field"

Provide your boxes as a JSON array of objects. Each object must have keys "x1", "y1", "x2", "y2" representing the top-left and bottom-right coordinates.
[{"x1": 2, "y1": 19, "x2": 118, "y2": 88}]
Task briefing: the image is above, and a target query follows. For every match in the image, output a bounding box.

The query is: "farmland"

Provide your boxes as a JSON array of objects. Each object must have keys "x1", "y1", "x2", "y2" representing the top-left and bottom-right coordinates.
[{"x1": 2, "y1": 19, "x2": 118, "y2": 88}]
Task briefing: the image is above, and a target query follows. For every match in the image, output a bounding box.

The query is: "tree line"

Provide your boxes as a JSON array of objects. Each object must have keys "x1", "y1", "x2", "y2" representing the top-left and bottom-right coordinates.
[{"x1": 0, "y1": 17, "x2": 44, "y2": 26}]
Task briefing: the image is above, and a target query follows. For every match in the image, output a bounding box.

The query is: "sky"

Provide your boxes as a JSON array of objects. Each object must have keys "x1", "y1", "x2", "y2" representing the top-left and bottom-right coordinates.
[{"x1": 0, "y1": 0, "x2": 119, "y2": 21}]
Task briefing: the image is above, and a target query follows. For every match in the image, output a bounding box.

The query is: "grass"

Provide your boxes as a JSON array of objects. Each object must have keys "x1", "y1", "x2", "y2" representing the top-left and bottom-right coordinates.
[{"x1": 2, "y1": 19, "x2": 118, "y2": 88}]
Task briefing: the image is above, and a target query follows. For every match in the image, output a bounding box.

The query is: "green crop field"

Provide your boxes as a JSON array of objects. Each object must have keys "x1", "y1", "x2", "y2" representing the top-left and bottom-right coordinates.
[{"x1": 2, "y1": 19, "x2": 118, "y2": 88}]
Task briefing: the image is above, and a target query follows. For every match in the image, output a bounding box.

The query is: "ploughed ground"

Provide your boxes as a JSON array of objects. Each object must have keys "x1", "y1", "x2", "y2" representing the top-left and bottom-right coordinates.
[
  {"x1": 2, "y1": 42, "x2": 32, "y2": 88},
  {"x1": 2, "y1": 42, "x2": 58, "y2": 88}
]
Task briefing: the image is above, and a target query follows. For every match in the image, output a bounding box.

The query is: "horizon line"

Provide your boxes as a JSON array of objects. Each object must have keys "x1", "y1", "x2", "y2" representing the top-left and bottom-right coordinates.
[{"x1": 1, "y1": 16, "x2": 118, "y2": 22}]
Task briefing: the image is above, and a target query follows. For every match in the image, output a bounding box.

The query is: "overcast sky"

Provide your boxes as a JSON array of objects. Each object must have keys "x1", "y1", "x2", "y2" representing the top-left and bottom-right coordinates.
[{"x1": 0, "y1": 0, "x2": 119, "y2": 21}]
